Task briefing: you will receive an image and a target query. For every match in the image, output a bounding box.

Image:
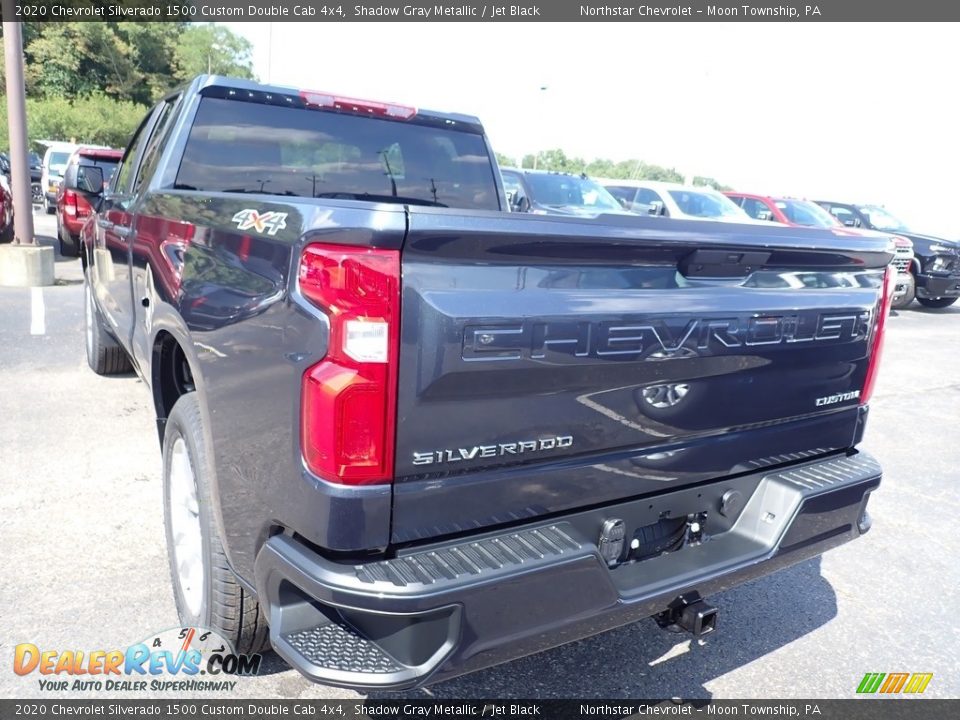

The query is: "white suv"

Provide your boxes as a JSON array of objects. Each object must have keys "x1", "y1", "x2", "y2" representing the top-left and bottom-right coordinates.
[
  {"x1": 40, "y1": 142, "x2": 80, "y2": 214},
  {"x1": 600, "y1": 179, "x2": 774, "y2": 225}
]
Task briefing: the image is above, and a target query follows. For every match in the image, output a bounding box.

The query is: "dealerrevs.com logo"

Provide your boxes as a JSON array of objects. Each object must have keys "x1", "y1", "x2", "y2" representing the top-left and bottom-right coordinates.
[{"x1": 13, "y1": 627, "x2": 262, "y2": 692}]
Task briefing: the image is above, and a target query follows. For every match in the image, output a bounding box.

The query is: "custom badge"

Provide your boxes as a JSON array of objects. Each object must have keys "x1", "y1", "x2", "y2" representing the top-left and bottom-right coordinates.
[{"x1": 231, "y1": 208, "x2": 288, "y2": 236}]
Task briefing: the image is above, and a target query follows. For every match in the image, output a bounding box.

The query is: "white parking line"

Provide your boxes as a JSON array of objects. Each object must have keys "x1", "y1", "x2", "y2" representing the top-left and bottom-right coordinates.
[{"x1": 30, "y1": 287, "x2": 45, "y2": 336}]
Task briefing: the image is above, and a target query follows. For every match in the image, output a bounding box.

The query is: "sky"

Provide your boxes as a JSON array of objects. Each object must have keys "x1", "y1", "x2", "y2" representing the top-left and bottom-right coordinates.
[{"x1": 225, "y1": 22, "x2": 960, "y2": 238}]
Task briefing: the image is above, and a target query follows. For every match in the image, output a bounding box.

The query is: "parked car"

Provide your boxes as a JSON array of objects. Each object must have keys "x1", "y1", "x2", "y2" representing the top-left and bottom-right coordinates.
[
  {"x1": 0, "y1": 150, "x2": 41, "y2": 181},
  {"x1": 816, "y1": 200, "x2": 960, "y2": 309},
  {"x1": 40, "y1": 142, "x2": 80, "y2": 214},
  {"x1": 81, "y1": 75, "x2": 889, "y2": 691},
  {"x1": 56, "y1": 147, "x2": 122, "y2": 257},
  {"x1": 1, "y1": 151, "x2": 44, "y2": 205},
  {"x1": 599, "y1": 179, "x2": 771, "y2": 224},
  {"x1": 501, "y1": 168, "x2": 628, "y2": 216},
  {"x1": 726, "y1": 193, "x2": 916, "y2": 308},
  {"x1": 0, "y1": 173, "x2": 13, "y2": 243}
]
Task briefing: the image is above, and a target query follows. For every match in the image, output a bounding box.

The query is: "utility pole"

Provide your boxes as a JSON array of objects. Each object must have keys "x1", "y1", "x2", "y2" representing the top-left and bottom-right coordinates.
[
  {"x1": 531, "y1": 85, "x2": 547, "y2": 170},
  {"x1": 0, "y1": 4, "x2": 53, "y2": 287},
  {"x1": 266, "y1": 23, "x2": 274, "y2": 83},
  {"x1": 3, "y1": 3, "x2": 35, "y2": 247}
]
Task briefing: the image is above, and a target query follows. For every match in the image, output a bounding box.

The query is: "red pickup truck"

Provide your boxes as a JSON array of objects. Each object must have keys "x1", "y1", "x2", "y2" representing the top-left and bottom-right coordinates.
[{"x1": 56, "y1": 147, "x2": 122, "y2": 257}]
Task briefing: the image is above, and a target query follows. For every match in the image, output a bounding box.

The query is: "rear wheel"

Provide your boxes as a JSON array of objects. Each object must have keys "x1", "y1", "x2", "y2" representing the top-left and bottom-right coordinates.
[
  {"x1": 162, "y1": 392, "x2": 270, "y2": 654},
  {"x1": 890, "y1": 273, "x2": 915, "y2": 309},
  {"x1": 916, "y1": 296, "x2": 958, "y2": 309},
  {"x1": 59, "y1": 223, "x2": 79, "y2": 258},
  {"x1": 84, "y1": 272, "x2": 132, "y2": 375},
  {"x1": 59, "y1": 236, "x2": 79, "y2": 258}
]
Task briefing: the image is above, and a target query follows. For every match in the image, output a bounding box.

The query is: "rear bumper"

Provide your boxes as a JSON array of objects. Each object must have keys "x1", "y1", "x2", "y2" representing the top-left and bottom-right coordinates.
[
  {"x1": 915, "y1": 272, "x2": 960, "y2": 298},
  {"x1": 255, "y1": 452, "x2": 881, "y2": 690}
]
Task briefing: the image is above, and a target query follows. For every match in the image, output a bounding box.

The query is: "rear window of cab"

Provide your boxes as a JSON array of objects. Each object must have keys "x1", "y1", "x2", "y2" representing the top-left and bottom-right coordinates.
[{"x1": 175, "y1": 97, "x2": 500, "y2": 211}]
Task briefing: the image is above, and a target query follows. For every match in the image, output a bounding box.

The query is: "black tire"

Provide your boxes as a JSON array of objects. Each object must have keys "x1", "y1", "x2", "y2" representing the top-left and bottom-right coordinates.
[
  {"x1": 0, "y1": 222, "x2": 12, "y2": 244},
  {"x1": 84, "y1": 272, "x2": 132, "y2": 375},
  {"x1": 45, "y1": 202, "x2": 56, "y2": 215},
  {"x1": 916, "y1": 296, "x2": 958, "y2": 309},
  {"x1": 890, "y1": 273, "x2": 915, "y2": 310},
  {"x1": 59, "y1": 228, "x2": 79, "y2": 258},
  {"x1": 162, "y1": 393, "x2": 270, "y2": 655}
]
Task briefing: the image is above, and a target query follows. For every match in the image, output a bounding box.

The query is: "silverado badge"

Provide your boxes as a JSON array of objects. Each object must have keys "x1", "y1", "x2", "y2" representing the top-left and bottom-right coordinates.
[{"x1": 412, "y1": 435, "x2": 574, "y2": 467}]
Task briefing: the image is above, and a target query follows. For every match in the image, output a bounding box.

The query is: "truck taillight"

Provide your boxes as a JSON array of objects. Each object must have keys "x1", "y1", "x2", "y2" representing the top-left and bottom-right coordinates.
[
  {"x1": 860, "y1": 266, "x2": 895, "y2": 406},
  {"x1": 299, "y1": 90, "x2": 416, "y2": 120},
  {"x1": 298, "y1": 243, "x2": 400, "y2": 485},
  {"x1": 64, "y1": 189, "x2": 77, "y2": 216}
]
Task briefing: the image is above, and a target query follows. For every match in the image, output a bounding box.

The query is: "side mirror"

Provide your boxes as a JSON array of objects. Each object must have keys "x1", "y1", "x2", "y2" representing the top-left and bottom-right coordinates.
[
  {"x1": 74, "y1": 165, "x2": 104, "y2": 195},
  {"x1": 512, "y1": 193, "x2": 530, "y2": 213},
  {"x1": 648, "y1": 201, "x2": 665, "y2": 216}
]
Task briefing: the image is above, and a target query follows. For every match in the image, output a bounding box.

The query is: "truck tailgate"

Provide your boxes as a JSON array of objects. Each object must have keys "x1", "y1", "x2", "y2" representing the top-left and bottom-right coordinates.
[{"x1": 392, "y1": 210, "x2": 891, "y2": 544}]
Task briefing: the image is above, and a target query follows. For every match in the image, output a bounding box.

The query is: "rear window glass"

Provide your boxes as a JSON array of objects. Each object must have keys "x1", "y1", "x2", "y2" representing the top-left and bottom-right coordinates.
[
  {"x1": 77, "y1": 158, "x2": 120, "y2": 189},
  {"x1": 80, "y1": 158, "x2": 119, "y2": 175},
  {"x1": 47, "y1": 152, "x2": 72, "y2": 170},
  {"x1": 176, "y1": 97, "x2": 499, "y2": 210}
]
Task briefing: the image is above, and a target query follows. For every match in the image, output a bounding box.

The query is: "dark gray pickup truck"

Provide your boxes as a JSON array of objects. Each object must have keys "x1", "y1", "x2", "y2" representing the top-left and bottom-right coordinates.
[{"x1": 79, "y1": 76, "x2": 892, "y2": 690}]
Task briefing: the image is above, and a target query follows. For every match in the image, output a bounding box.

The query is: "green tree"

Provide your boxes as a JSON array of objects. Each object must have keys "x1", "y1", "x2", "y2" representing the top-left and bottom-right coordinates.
[
  {"x1": 519, "y1": 148, "x2": 588, "y2": 173},
  {"x1": 13, "y1": 22, "x2": 250, "y2": 107},
  {"x1": 585, "y1": 158, "x2": 617, "y2": 178},
  {"x1": 692, "y1": 176, "x2": 732, "y2": 191},
  {"x1": 173, "y1": 24, "x2": 255, "y2": 81},
  {"x1": 0, "y1": 22, "x2": 255, "y2": 151},
  {"x1": 626, "y1": 161, "x2": 684, "y2": 182},
  {"x1": 494, "y1": 152, "x2": 516, "y2": 168},
  {"x1": 23, "y1": 23, "x2": 183, "y2": 106},
  {"x1": 0, "y1": 94, "x2": 145, "y2": 149}
]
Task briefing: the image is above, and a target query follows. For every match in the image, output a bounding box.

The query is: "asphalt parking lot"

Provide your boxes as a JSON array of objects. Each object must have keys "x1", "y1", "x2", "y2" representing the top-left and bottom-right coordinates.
[{"x1": 1, "y1": 211, "x2": 958, "y2": 701}]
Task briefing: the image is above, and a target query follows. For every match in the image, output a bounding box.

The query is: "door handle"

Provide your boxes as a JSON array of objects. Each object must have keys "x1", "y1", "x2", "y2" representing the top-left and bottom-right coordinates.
[
  {"x1": 114, "y1": 225, "x2": 132, "y2": 238},
  {"x1": 96, "y1": 219, "x2": 114, "y2": 230}
]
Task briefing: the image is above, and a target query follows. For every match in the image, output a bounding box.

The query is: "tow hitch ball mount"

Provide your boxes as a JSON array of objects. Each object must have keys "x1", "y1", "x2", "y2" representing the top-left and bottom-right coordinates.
[{"x1": 655, "y1": 591, "x2": 718, "y2": 636}]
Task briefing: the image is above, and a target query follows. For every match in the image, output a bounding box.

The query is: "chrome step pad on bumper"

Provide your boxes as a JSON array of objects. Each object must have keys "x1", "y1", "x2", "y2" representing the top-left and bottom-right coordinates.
[{"x1": 256, "y1": 451, "x2": 881, "y2": 690}]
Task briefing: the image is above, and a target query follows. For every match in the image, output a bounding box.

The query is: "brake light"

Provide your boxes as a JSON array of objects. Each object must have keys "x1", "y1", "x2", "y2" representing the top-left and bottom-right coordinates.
[
  {"x1": 64, "y1": 189, "x2": 77, "y2": 216},
  {"x1": 299, "y1": 243, "x2": 400, "y2": 485},
  {"x1": 299, "y1": 90, "x2": 417, "y2": 120},
  {"x1": 860, "y1": 266, "x2": 895, "y2": 406}
]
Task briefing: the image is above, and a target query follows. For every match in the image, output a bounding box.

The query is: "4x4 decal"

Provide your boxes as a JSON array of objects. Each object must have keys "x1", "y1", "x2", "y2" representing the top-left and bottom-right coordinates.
[{"x1": 231, "y1": 208, "x2": 288, "y2": 236}]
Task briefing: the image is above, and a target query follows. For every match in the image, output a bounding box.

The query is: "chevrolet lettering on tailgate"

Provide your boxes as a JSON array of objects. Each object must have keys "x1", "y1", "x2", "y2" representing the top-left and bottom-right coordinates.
[{"x1": 463, "y1": 312, "x2": 872, "y2": 362}]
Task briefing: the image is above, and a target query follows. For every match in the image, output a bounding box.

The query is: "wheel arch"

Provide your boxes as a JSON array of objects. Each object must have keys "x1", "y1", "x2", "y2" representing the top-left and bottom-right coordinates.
[
  {"x1": 150, "y1": 323, "x2": 245, "y2": 583},
  {"x1": 151, "y1": 327, "x2": 209, "y2": 446}
]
